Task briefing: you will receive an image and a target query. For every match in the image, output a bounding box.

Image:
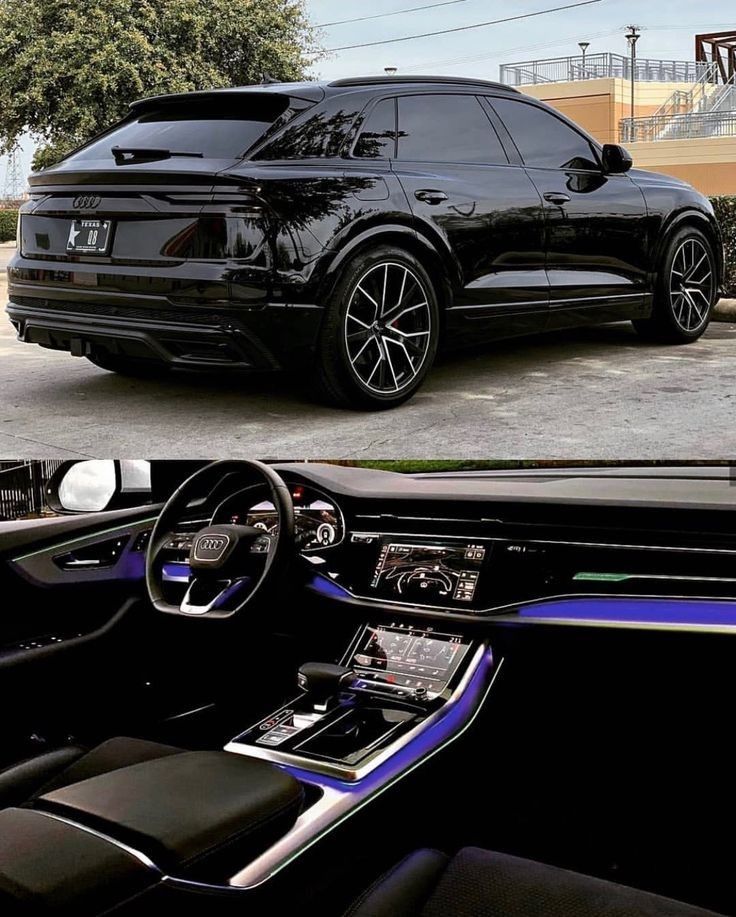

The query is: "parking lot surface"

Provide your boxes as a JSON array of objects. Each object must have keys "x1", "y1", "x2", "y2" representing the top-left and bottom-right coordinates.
[{"x1": 2, "y1": 244, "x2": 736, "y2": 458}]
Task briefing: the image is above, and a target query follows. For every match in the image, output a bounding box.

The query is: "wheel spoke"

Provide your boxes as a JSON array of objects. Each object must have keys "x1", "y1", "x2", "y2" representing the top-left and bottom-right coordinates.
[{"x1": 350, "y1": 335, "x2": 375, "y2": 365}]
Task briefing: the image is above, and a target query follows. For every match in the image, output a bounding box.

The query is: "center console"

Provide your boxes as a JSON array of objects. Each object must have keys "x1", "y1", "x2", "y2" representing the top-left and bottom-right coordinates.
[{"x1": 226, "y1": 623, "x2": 482, "y2": 781}]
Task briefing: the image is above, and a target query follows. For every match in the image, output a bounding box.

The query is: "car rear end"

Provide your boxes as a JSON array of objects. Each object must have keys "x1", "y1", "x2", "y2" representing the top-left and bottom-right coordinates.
[{"x1": 6, "y1": 85, "x2": 325, "y2": 372}]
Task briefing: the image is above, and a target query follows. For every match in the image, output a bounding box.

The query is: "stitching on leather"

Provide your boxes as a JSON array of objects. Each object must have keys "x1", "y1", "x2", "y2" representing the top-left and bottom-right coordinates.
[{"x1": 343, "y1": 849, "x2": 448, "y2": 917}]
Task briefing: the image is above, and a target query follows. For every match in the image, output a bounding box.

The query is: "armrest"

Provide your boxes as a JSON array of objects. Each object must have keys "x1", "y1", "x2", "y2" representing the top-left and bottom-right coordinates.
[
  {"x1": 35, "y1": 750, "x2": 304, "y2": 880},
  {"x1": 0, "y1": 807, "x2": 156, "y2": 915}
]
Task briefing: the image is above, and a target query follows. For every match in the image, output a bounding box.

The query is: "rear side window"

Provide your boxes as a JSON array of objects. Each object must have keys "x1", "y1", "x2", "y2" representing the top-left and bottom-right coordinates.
[
  {"x1": 491, "y1": 98, "x2": 599, "y2": 171},
  {"x1": 257, "y1": 99, "x2": 362, "y2": 160},
  {"x1": 68, "y1": 96, "x2": 302, "y2": 162},
  {"x1": 396, "y1": 94, "x2": 508, "y2": 164},
  {"x1": 354, "y1": 98, "x2": 397, "y2": 159}
]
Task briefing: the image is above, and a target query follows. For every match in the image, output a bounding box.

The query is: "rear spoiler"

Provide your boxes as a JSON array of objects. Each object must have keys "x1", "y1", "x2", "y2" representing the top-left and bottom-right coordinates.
[{"x1": 128, "y1": 83, "x2": 325, "y2": 114}]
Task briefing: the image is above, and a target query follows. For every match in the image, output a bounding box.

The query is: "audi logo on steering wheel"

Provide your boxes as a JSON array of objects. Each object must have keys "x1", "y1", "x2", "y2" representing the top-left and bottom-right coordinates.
[
  {"x1": 72, "y1": 194, "x2": 101, "y2": 210},
  {"x1": 193, "y1": 534, "x2": 230, "y2": 561}
]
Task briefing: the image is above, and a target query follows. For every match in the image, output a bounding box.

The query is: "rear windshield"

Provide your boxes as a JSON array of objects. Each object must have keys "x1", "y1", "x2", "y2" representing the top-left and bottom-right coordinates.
[{"x1": 68, "y1": 96, "x2": 300, "y2": 162}]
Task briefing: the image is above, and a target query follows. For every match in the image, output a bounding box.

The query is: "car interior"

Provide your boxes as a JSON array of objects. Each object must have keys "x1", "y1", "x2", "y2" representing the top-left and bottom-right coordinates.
[{"x1": 2, "y1": 459, "x2": 736, "y2": 916}]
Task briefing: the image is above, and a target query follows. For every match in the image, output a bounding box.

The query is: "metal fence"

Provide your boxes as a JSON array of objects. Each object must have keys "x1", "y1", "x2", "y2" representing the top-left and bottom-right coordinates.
[
  {"x1": 620, "y1": 110, "x2": 736, "y2": 142},
  {"x1": 0, "y1": 460, "x2": 65, "y2": 520},
  {"x1": 500, "y1": 54, "x2": 712, "y2": 86}
]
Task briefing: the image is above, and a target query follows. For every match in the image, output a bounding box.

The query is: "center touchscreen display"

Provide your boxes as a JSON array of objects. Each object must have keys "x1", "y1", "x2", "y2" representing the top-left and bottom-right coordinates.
[
  {"x1": 370, "y1": 540, "x2": 487, "y2": 605},
  {"x1": 350, "y1": 625, "x2": 470, "y2": 697}
]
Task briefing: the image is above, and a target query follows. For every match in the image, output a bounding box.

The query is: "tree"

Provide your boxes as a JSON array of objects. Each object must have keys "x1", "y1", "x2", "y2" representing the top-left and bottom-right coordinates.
[{"x1": 0, "y1": 0, "x2": 321, "y2": 169}]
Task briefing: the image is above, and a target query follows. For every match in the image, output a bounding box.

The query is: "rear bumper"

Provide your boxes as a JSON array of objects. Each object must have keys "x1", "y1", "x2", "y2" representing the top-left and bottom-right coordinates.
[{"x1": 6, "y1": 297, "x2": 324, "y2": 372}]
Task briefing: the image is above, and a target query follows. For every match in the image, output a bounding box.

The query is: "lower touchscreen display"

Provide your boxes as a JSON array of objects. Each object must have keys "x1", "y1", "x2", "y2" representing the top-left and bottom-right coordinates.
[
  {"x1": 350, "y1": 625, "x2": 470, "y2": 697},
  {"x1": 370, "y1": 540, "x2": 487, "y2": 605}
]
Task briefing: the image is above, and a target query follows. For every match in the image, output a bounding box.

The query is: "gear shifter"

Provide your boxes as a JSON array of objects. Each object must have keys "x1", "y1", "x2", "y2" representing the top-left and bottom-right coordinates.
[{"x1": 298, "y1": 662, "x2": 356, "y2": 712}]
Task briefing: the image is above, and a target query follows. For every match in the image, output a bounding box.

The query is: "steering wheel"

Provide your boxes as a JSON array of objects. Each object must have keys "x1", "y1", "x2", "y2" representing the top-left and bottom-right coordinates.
[{"x1": 146, "y1": 460, "x2": 295, "y2": 618}]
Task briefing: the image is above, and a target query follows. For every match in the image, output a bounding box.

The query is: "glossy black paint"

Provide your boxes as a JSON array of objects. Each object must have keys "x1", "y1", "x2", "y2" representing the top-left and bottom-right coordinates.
[{"x1": 6, "y1": 77, "x2": 724, "y2": 372}]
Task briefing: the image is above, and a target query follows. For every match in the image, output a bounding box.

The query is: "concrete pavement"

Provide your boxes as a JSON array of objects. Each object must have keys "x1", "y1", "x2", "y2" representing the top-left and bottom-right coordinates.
[{"x1": 2, "y1": 242, "x2": 736, "y2": 459}]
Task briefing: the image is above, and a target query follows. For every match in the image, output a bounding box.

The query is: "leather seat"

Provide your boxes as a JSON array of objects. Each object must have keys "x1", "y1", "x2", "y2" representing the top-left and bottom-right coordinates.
[
  {"x1": 0, "y1": 736, "x2": 182, "y2": 810},
  {"x1": 346, "y1": 847, "x2": 725, "y2": 917}
]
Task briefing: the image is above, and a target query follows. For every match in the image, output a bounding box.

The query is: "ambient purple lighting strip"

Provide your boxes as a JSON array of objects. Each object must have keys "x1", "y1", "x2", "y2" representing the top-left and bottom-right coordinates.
[{"x1": 517, "y1": 597, "x2": 736, "y2": 627}]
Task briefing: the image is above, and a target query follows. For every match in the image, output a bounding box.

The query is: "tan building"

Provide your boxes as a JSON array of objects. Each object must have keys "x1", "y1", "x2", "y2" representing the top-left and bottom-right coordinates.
[{"x1": 501, "y1": 53, "x2": 736, "y2": 196}]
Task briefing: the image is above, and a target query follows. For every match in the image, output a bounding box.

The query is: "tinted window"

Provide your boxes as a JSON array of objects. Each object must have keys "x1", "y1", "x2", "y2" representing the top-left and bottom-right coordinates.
[
  {"x1": 397, "y1": 94, "x2": 507, "y2": 164},
  {"x1": 258, "y1": 100, "x2": 361, "y2": 160},
  {"x1": 491, "y1": 98, "x2": 599, "y2": 170},
  {"x1": 69, "y1": 96, "x2": 301, "y2": 162},
  {"x1": 354, "y1": 99, "x2": 397, "y2": 159}
]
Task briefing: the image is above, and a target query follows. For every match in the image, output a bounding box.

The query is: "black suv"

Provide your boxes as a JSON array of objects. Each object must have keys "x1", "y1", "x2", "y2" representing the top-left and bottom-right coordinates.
[{"x1": 7, "y1": 76, "x2": 724, "y2": 409}]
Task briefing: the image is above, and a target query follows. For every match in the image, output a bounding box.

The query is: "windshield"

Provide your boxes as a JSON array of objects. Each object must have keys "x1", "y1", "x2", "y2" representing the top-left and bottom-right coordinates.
[{"x1": 67, "y1": 96, "x2": 297, "y2": 162}]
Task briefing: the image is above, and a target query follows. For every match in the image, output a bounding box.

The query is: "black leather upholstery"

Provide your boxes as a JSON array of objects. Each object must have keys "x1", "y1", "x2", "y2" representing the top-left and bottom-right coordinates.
[
  {"x1": 0, "y1": 746, "x2": 87, "y2": 810},
  {"x1": 36, "y1": 750, "x2": 305, "y2": 878},
  {"x1": 348, "y1": 847, "x2": 726, "y2": 917},
  {"x1": 0, "y1": 807, "x2": 155, "y2": 916},
  {"x1": 0, "y1": 737, "x2": 181, "y2": 810}
]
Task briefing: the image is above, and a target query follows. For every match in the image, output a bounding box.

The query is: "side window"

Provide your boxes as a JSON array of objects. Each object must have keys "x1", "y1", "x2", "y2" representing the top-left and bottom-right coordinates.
[
  {"x1": 491, "y1": 97, "x2": 599, "y2": 171},
  {"x1": 396, "y1": 95, "x2": 508, "y2": 164},
  {"x1": 354, "y1": 98, "x2": 397, "y2": 159},
  {"x1": 256, "y1": 102, "x2": 361, "y2": 160}
]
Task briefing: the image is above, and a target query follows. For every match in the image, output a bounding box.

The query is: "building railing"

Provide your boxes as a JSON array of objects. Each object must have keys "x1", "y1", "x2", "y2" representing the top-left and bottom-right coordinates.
[
  {"x1": 0, "y1": 460, "x2": 64, "y2": 520},
  {"x1": 500, "y1": 53, "x2": 713, "y2": 86},
  {"x1": 621, "y1": 109, "x2": 736, "y2": 142}
]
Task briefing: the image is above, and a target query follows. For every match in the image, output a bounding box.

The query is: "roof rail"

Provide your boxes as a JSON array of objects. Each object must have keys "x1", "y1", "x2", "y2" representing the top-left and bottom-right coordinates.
[{"x1": 328, "y1": 75, "x2": 519, "y2": 93}]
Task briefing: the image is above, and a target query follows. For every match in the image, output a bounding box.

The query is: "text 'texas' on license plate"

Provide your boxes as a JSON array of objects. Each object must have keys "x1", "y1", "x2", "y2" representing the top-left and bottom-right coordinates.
[{"x1": 67, "y1": 219, "x2": 112, "y2": 254}]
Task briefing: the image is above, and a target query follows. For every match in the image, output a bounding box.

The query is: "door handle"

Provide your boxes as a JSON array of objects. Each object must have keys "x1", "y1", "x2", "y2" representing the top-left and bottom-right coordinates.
[
  {"x1": 414, "y1": 189, "x2": 448, "y2": 205},
  {"x1": 543, "y1": 192, "x2": 571, "y2": 205}
]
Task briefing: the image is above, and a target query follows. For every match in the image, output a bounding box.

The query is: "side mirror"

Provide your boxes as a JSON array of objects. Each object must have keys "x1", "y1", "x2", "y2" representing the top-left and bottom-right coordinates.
[
  {"x1": 47, "y1": 460, "x2": 152, "y2": 514},
  {"x1": 601, "y1": 143, "x2": 633, "y2": 174}
]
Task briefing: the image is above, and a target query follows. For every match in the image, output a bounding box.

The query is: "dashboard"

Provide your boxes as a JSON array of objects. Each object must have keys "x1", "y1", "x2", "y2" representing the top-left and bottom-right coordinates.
[{"x1": 53, "y1": 463, "x2": 736, "y2": 626}]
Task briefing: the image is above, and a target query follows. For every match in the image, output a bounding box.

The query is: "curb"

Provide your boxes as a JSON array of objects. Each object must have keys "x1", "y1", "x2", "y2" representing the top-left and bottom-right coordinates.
[{"x1": 713, "y1": 298, "x2": 736, "y2": 322}]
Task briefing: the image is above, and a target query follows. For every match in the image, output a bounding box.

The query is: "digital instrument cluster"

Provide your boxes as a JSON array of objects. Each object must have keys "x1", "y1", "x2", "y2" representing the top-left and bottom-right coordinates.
[{"x1": 212, "y1": 483, "x2": 344, "y2": 552}]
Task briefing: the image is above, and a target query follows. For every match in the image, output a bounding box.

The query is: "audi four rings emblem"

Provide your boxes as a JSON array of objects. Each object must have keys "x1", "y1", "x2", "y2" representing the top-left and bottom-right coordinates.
[
  {"x1": 72, "y1": 195, "x2": 101, "y2": 209},
  {"x1": 198, "y1": 536, "x2": 228, "y2": 553}
]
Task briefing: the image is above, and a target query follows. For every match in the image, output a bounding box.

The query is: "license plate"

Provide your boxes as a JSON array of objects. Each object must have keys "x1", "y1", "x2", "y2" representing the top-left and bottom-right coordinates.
[{"x1": 67, "y1": 219, "x2": 112, "y2": 254}]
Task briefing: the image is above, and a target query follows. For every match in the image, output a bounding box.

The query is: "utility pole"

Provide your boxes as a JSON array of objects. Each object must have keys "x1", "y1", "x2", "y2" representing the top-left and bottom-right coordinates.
[
  {"x1": 2, "y1": 148, "x2": 25, "y2": 203},
  {"x1": 625, "y1": 25, "x2": 641, "y2": 139}
]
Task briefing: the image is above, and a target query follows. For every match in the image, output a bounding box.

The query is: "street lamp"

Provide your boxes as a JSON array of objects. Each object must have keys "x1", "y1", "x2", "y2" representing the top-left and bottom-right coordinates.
[
  {"x1": 625, "y1": 26, "x2": 641, "y2": 139},
  {"x1": 578, "y1": 41, "x2": 590, "y2": 79}
]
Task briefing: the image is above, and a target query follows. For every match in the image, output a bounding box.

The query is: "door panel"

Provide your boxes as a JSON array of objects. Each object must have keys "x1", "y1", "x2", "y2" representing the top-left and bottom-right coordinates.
[
  {"x1": 387, "y1": 93, "x2": 549, "y2": 341},
  {"x1": 0, "y1": 507, "x2": 160, "y2": 767},
  {"x1": 489, "y1": 96, "x2": 650, "y2": 326}
]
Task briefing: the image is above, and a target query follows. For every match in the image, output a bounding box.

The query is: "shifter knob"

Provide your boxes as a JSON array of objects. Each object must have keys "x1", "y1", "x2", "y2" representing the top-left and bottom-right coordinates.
[{"x1": 298, "y1": 662, "x2": 355, "y2": 711}]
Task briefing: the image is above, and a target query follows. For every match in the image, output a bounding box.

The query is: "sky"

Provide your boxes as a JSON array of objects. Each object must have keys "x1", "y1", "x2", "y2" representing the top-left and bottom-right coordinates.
[{"x1": 2, "y1": 0, "x2": 735, "y2": 185}]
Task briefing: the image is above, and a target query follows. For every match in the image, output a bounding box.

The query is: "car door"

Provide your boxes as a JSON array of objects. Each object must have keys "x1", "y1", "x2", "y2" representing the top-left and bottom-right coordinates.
[
  {"x1": 489, "y1": 95, "x2": 650, "y2": 328},
  {"x1": 370, "y1": 92, "x2": 549, "y2": 343},
  {"x1": 0, "y1": 460, "x2": 206, "y2": 771}
]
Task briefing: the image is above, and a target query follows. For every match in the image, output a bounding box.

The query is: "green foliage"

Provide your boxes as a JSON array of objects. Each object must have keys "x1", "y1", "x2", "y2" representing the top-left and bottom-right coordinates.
[
  {"x1": 712, "y1": 196, "x2": 736, "y2": 297},
  {"x1": 0, "y1": 210, "x2": 18, "y2": 242},
  {"x1": 0, "y1": 0, "x2": 320, "y2": 169}
]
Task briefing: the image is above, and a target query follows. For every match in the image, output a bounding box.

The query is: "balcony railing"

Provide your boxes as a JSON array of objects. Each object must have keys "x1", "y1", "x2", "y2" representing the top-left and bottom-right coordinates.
[
  {"x1": 621, "y1": 109, "x2": 736, "y2": 142},
  {"x1": 500, "y1": 53, "x2": 712, "y2": 86}
]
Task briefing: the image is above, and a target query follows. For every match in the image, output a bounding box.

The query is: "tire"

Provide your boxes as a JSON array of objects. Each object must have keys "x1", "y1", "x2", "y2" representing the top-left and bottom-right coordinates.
[
  {"x1": 633, "y1": 227, "x2": 717, "y2": 344},
  {"x1": 311, "y1": 246, "x2": 440, "y2": 410},
  {"x1": 86, "y1": 352, "x2": 170, "y2": 379}
]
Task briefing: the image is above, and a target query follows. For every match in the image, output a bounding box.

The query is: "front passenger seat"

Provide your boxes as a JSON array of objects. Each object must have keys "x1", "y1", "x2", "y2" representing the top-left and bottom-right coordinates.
[
  {"x1": 0, "y1": 737, "x2": 182, "y2": 810},
  {"x1": 346, "y1": 847, "x2": 724, "y2": 917}
]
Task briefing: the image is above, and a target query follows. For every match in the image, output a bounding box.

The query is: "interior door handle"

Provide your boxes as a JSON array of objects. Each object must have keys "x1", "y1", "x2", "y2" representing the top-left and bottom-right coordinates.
[
  {"x1": 415, "y1": 189, "x2": 448, "y2": 205},
  {"x1": 543, "y1": 192, "x2": 571, "y2": 205}
]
